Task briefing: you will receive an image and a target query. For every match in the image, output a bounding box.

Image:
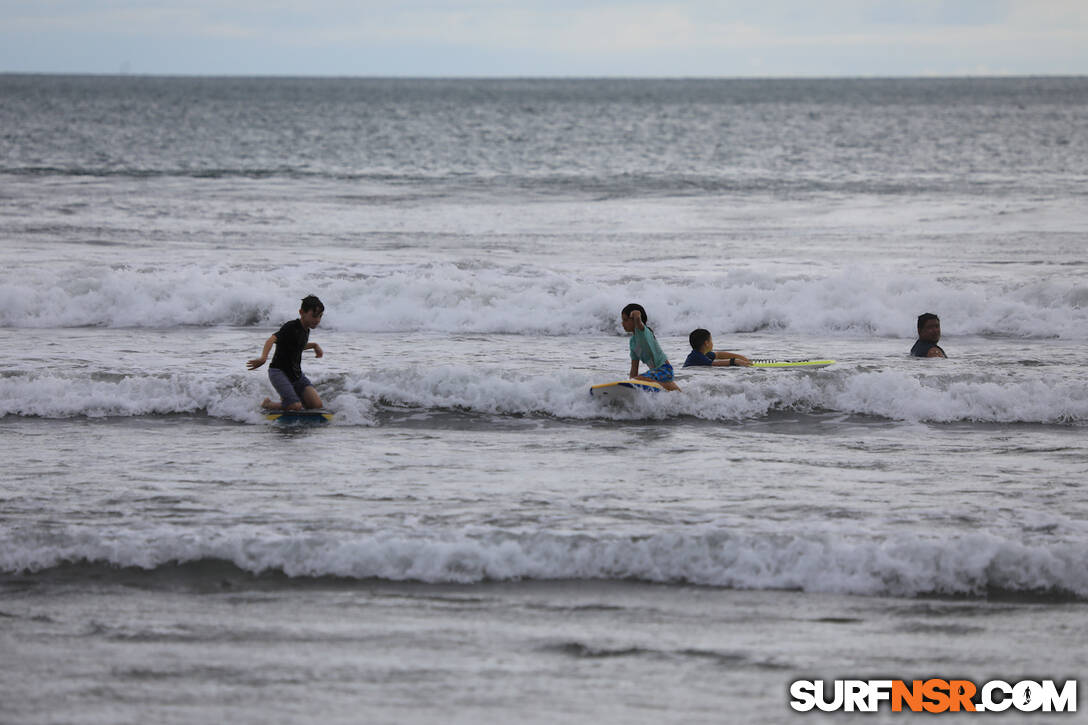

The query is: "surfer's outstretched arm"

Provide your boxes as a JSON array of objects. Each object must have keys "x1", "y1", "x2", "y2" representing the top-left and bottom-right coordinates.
[
  {"x1": 247, "y1": 334, "x2": 277, "y2": 370},
  {"x1": 711, "y1": 351, "x2": 752, "y2": 367}
]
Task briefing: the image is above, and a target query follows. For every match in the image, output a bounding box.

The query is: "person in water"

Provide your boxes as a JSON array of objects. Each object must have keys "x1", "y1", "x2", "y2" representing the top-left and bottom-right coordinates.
[
  {"x1": 248, "y1": 294, "x2": 326, "y2": 409},
  {"x1": 621, "y1": 303, "x2": 680, "y2": 391},
  {"x1": 683, "y1": 328, "x2": 752, "y2": 367},
  {"x1": 911, "y1": 312, "x2": 947, "y2": 358}
]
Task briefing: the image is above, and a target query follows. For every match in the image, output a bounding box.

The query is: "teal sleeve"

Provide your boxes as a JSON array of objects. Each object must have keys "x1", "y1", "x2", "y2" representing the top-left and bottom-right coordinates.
[{"x1": 630, "y1": 327, "x2": 668, "y2": 369}]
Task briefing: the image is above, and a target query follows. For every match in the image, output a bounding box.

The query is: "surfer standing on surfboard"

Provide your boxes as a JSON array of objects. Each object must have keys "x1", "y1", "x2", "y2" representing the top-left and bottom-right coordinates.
[
  {"x1": 621, "y1": 303, "x2": 680, "y2": 391},
  {"x1": 247, "y1": 295, "x2": 326, "y2": 410}
]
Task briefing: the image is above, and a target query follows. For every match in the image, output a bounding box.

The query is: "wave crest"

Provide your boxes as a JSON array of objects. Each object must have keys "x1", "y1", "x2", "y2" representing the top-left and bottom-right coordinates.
[
  {"x1": 2, "y1": 262, "x2": 1086, "y2": 339},
  {"x1": 4, "y1": 527, "x2": 1085, "y2": 601},
  {"x1": 3, "y1": 365, "x2": 1087, "y2": 425}
]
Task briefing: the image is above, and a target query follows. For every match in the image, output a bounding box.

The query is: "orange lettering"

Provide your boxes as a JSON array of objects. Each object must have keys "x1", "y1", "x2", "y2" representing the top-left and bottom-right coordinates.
[
  {"x1": 892, "y1": 680, "x2": 924, "y2": 712},
  {"x1": 949, "y1": 680, "x2": 977, "y2": 712},
  {"x1": 923, "y1": 679, "x2": 951, "y2": 713}
]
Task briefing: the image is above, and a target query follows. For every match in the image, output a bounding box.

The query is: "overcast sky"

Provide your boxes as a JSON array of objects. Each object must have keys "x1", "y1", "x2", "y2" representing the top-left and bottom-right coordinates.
[{"x1": 3, "y1": 0, "x2": 1087, "y2": 77}]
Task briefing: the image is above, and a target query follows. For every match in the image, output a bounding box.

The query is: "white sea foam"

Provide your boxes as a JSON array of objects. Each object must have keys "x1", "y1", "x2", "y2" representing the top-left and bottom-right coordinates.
[
  {"x1": 2, "y1": 261, "x2": 1086, "y2": 339},
  {"x1": 0, "y1": 371, "x2": 376, "y2": 425},
  {"x1": 4, "y1": 525, "x2": 1086, "y2": 599},
  {"x1": 3, "y1": 364, "x2": 1086, "y2": 424}
]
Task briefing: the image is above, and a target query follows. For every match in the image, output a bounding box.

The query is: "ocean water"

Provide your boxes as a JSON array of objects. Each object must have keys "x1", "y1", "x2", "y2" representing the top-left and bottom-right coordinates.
[{"x1": 1, "y1": 75, "x2": 1087, "y2": 723}]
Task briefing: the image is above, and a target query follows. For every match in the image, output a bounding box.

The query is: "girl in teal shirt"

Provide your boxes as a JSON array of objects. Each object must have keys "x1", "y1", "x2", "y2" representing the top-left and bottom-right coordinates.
[{"x1": 621, "y1": 303, "x2": 680, "y2": 391}]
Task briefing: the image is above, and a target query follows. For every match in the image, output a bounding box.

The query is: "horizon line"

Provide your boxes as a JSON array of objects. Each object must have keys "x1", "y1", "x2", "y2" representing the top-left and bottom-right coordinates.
[{"x1": 4, "y1": 71, "x2": 1088, "y2": 81}]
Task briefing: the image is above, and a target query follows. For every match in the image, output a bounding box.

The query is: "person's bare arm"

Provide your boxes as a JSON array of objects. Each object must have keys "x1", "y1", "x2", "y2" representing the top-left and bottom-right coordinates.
[
  {"x1": 711, "y1": 351, "x2": 752, "y2": 367},
  {"x1": 247, "y1": 335, "x2": 277, "y2": 369}
]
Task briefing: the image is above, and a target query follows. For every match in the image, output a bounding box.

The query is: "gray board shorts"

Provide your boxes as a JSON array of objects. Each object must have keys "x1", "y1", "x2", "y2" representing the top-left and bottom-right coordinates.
[{"x1": 268, "y1": 367, "x2": 313, "y2": 406}]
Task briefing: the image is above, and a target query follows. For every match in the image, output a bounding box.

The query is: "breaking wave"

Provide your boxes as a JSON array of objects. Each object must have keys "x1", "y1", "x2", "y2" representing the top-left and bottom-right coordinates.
[
  {"x1": 2, "y1": 364, "x2": 1086, "y2": 425},
  {"x1": 4, "y1": 525, "x2": 1086, "y2": 601},
  {"x1": 2, "y1": 261, "x2": 1086, "y2": 340}
]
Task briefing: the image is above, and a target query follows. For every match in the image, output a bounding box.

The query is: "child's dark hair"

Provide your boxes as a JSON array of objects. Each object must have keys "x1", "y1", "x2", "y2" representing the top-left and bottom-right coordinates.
[
  {"x1": 301, "y1": 295, "x2": 325, "y2": 314},
  {"x1": 689, "y1": 328, "x2": 711, "y2": 351},
  {"x1": 917, "y1": 312, "x2": 939, "y2": 331},
  {"x1": 622, "y1": 303, "x2": 647, "y2": 323}
]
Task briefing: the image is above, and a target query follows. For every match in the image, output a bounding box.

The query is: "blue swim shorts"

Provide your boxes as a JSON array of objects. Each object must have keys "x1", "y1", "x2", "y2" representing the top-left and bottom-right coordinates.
[
  {"x1": 639, "y1": 361, "x2": 674, "y2": 383},
  {"x1": 268, "y1": 368, "x2": 314, "y2": 406}
]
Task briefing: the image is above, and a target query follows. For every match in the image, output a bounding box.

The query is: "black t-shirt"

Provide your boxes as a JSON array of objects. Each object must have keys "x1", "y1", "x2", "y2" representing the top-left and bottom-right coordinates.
[
  {"x1": 270, "y1": 319, "x2": 309, "y2": 381},
  {"x1": 910, "y1": 340, "x2": 946, "y2": 358}
]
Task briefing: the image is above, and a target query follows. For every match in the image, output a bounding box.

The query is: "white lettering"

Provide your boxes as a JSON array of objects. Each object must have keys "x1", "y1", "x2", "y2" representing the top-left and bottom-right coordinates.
[
  {"x1": 1014, "y1": 680, "x2": 1043, "y2": 712},
  {"x1": 868, "y1": 680, "x2": 893, "y2": 711},
  {"x1": 982, "y1": 680, "x2": 1013, "y2": 712},
  {"x1": 844, "y1": 680, "x2": 869, "y2": 712},
  {"x1": 789, "y1": 680, "x2": 817, "y2": 712},
  {"x1": 816, "y1": 680, "x2": 844, "y2": 712},
  {"x1": 1041, "y1": 680, "x2": 1077, "y2": 713}
]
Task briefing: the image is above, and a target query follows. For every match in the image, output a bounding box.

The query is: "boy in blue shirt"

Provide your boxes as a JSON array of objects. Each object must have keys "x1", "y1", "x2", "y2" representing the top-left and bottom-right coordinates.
[
  {"x1": 683, "y1": 328, "x2": 752, "y2": 367},
  {"x1": 247, "y1": 295, "x2": 326, "y2": 410},
  {"x1": 621, "y1": 303, "x2": 680, "y2": 391}
]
